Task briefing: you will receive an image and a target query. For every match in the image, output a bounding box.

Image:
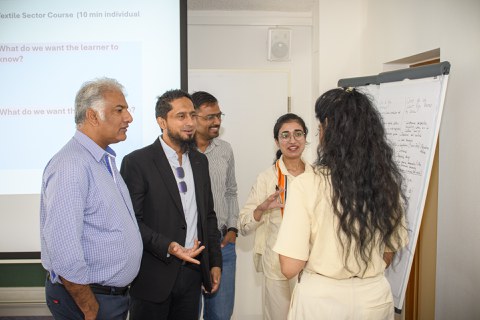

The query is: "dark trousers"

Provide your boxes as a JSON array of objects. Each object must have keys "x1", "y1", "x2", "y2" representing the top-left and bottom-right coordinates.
[
  {"x1": 130, "y1": 264, "x2": 203, "y2": 320},
  {"x1": 45, "y1": 279, "x2": 129, "y2": 320}
]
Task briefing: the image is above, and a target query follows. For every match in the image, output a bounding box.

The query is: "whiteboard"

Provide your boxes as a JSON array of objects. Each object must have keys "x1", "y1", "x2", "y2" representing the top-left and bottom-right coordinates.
[
  {"x1": 355, "y1": 74, "x2": 449, "y2": 310},
  {"x1": 189, "y1": 69, "x2": 289, "y2": 319}
]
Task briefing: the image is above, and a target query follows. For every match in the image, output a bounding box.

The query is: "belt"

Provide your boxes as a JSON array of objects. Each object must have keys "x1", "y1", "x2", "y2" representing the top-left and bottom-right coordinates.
[
  {"x1": 89, "y1": 283, "x2": 129, "y2": 296},
  {"x1": 47, "y1": 272, "x2": 129, "y2": 296}
]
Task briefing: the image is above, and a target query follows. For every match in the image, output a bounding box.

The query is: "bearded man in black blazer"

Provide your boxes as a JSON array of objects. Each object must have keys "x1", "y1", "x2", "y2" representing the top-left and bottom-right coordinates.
[{"x1": 120, "y1": 89, "x2": 222, "y2": 319}]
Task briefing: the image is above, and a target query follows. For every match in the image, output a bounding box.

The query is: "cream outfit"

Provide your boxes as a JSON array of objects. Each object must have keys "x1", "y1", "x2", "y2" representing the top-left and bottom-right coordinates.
[
  {"x1": 238, "y1": 156, "x2": 313, "y2": 320},
  {"x1": 273, "y1": 171, "x2": 408, "y2": 319}
]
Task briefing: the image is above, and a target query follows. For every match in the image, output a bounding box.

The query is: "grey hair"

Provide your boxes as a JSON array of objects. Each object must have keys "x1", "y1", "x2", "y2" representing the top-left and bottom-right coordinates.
[{"x1": 74, "y1": 77, "x2": 124, "y2": 126}]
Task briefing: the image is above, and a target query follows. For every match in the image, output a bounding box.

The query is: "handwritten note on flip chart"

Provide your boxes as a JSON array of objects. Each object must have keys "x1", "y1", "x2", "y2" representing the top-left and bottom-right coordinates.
[{"x1": 358, "y1": 75, "x2": 448, "y2": 310}]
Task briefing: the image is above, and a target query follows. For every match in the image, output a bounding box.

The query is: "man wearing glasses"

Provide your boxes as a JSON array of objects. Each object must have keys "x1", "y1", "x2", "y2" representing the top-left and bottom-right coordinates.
[
  {"x1": 120, "y1": 89, "x2": 222, "y2": 319},
  {"x1": 192, "y1": 91, "x2": 239, "y2": 320}
]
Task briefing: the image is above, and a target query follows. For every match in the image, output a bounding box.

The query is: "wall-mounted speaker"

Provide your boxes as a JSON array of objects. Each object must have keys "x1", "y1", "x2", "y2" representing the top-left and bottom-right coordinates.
[{"x1": 268, "y1": 28, "x2": 291, "y2": 62}]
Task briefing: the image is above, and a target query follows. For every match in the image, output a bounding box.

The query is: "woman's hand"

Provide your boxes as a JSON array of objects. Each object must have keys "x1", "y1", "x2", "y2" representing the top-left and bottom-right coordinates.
[{"x1": 253, "y1": 189, "x2": 284, "y2": 221}]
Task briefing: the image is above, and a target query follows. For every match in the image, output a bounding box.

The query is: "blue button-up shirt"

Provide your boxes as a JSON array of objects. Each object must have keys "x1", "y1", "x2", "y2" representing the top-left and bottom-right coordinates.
[{"x1": 40, "y1": 130, "x2": 142, "y2": 287}]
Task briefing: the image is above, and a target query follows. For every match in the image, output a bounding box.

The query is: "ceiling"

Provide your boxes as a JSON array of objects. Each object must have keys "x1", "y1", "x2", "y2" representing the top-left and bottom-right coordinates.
[{"x1": 187, "y1": 0, "x2": 314, "y2": 12}]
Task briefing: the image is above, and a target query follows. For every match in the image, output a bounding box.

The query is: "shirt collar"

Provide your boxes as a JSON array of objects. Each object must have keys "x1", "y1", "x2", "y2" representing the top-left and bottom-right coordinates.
[
  {"x1": 159, "y1": 135, "x2": 183, "y2": 163},
  {"x1": 278, "y1": 155, "x2": 312, "y2": 175},
  {"x1": 202, "y1": 137, "x2": 220, "y2": 154},
  {"x1": 74, "y1": 130, "x2": 116, "y2": 163}
]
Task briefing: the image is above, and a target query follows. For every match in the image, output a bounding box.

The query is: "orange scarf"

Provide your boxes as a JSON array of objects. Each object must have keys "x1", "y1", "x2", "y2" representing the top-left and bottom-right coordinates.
[{"x1": 275, "y1": 160, "x2": 287, "y2": 216}]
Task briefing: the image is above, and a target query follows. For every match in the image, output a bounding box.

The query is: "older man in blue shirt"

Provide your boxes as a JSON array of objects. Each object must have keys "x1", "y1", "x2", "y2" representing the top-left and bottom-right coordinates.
[{"x1": 40, "y1": 78, "x2": 142, "y2": 320}]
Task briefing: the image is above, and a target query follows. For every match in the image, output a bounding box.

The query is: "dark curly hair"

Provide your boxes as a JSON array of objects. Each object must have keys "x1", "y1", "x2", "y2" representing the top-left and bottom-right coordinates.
[{"x1": 315, "y1": 88, "x2": 407, "y2": 273}]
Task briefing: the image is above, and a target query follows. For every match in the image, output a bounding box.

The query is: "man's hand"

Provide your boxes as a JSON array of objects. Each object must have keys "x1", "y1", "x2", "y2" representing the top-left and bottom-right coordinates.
[
  {"x1": 168, "y1": 239, "x2": 205, "y2": 264},
  {"x1": 207, "y1": 267, "x2": 221, "y2": 294},
  {"x1": 221, "y1": 231, "x2": 236, "y2": 248},
  {"x1": 60, "y1": 276, "x2": 98, "y2": 320}
]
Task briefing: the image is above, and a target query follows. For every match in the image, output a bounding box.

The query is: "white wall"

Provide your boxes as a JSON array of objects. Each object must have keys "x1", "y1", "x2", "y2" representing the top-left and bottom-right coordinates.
[
  {"x1": 188, "y1": 11, "x2": 315, "y2": 161},
  {"x1": 188, "y1": 10, "x2": 313, "y2": 319},
  {"x1": 190, "y1": 1, "x2": 480, "y2": 318},
  {"x1": 317, "y1": 0, "x2": 480, "y2": 319}
]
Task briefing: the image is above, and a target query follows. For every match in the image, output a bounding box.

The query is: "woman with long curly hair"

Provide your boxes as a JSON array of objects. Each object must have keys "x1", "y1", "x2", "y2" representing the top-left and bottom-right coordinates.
[{"x1": 274, "y1": 88, "x2": 408, "y2": 319}]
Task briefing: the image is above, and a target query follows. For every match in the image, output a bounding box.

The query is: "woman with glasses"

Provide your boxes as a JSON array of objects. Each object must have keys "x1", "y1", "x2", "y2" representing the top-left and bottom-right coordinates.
[
  {"x1": 274, "y1": 88, "x2": 408, "y2": 319},
  {"x1": 238, "y1": 113, "x2": 313, "y2": 320}
]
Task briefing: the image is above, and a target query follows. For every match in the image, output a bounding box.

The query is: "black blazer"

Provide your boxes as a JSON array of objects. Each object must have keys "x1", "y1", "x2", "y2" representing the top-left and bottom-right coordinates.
[{"x1": 120, "y1": 138, "x2": 222, "y2": 303}]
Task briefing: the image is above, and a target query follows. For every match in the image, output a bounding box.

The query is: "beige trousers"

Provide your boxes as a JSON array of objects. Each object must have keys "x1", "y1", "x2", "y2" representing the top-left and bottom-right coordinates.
[
  {"x1": 288, "y1": 271, "x2": 394, "y2": 320},
  {"x1": 263, "y1": 276, "x2": 297, "y2": 320}
]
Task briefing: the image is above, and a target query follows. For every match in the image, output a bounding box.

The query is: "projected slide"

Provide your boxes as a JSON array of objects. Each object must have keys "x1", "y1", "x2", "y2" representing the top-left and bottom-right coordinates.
[
  {"x1": 0, "y1": 0, "x2": 181, "y2": 195},
  {"x1": 0, "y1": 0, "x2": 183, "y2": 254}
]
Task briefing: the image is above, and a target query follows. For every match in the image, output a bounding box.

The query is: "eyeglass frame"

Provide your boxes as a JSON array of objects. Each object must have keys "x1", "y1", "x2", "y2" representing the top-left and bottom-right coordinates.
[
  {"x1": 278, "y1": 129, "x2": 306, "y2": 141},
  {"x1": 172, "y1": 112, "x2": 198, "y2": 121},
  {"x1": 196, "y1": 112, "x2": 225, "y2": 122}
]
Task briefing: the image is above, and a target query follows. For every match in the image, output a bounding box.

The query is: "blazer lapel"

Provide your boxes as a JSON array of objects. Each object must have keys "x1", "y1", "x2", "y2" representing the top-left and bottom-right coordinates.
[
  {"x1": 151, "y1": 139, "x2": 185, "y2": 217},
  {"x1": 190, "y1": 150, "x2": 204, "y2": 209},
  {"x1": 190, "y1": 150, "x2": 206, "y2": 235}
]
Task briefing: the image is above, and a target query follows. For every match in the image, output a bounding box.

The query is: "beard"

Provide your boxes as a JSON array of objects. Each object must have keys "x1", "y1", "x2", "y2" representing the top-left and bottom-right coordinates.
[{"x1": 166, "y1": 130, "x2": 197, "y2": 153}]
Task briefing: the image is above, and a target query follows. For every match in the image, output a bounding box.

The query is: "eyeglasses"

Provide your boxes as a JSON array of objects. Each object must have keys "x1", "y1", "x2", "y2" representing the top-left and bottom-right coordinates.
[
  {"x1": 279, "y1": 130, "x2": 306, "y2": 141},
  {"x1": 196, "y1": 112, "x2": 225, "y2": 121},
  {"x1": 173, "y1": 112, "x2": 198, "y2": 121},
  {"x1": 174, "y1": 166, "x2": 187, "y2": 193}
]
